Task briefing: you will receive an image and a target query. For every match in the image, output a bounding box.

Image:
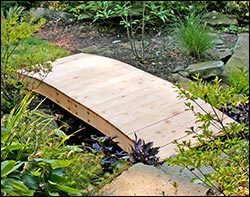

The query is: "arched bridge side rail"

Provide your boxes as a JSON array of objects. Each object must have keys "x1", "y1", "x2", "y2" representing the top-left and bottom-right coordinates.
[{"x1": 19, "y1": 74, "x2": 134, "y2": 152}]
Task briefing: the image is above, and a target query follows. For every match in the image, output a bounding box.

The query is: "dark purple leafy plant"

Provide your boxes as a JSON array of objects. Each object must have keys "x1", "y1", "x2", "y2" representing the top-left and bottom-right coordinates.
[
  {"x1": 222, "y1": 102, "x2": 249, "y2": 125},
  {"x1": 84, "y1": 135, "x2": 129, "y2": 171},
  {"x1": 129, "y1": 133, "x2": 161, "y2": 166}
]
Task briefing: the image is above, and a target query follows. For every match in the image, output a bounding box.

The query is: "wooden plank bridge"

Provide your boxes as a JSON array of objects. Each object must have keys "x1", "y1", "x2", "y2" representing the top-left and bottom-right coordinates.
[{"x1": 20, "y1": 53, "x2": 235, "y2": 160}]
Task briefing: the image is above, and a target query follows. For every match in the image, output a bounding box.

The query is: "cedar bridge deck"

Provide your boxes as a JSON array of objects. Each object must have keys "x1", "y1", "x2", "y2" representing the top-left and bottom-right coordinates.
[{"x1": 20, "y1": 53, "x2": 234, "y2": 160}]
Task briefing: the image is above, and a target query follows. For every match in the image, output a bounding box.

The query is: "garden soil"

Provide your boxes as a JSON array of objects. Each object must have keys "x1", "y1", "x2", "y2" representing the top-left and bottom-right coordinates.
[{"x1": 34, "y1": 19, "x2": 237, "y2": 84}]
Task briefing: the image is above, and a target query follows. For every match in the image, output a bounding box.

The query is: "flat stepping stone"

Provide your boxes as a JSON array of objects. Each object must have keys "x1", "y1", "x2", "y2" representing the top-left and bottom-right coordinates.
[{"x1": 99, "y1": 163, "x2": 209, "y2": 196}]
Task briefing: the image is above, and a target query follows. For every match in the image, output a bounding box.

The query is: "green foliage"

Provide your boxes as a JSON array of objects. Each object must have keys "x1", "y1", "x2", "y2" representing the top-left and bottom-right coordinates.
[
  {"x1": 227, "y1": 66, "x2": 249, "y2": 96},
  {"x1": 1, "y1": 92, "x2": 115, "y2": 196},
  {"x1": 49, "y1": 1, "x2": 210, "y2": 64},
  {"x1": 1, "y1": 6, "x2": 69, "y2": 115},
  {"x1": 223, "y1": 1, "x2": 249, "y2": 24},
  {"x1": 187, "y1": 74, "x2": 248, "y2": 109},
  {"x1": 166, "y1": 75, "x2": 249, "y2": 196},
  {"x1": 221, "y1": 24, "x2": 249, "y2": 34},
  {"x1": 1, "y1": 1, "x2": 42, "y2": 12},
  {"x1": 174, "y1": 12, "x2": 215, "y2": 60}
]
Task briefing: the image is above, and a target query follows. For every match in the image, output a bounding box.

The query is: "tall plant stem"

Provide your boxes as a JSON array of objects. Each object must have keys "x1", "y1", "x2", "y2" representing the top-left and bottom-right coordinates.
[{"x1": 140, "y1": 1, "x2": 146, "y2": 62}]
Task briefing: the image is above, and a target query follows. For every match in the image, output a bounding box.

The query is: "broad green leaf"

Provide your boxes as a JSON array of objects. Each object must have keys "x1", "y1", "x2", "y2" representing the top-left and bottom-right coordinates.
[
  {"x1": 2, "y1": 144, "x2": 28, "y2": 152},
  {"x1": 33, "y1": 158, "x2": 72, "y2": 169},
  {"x1": 48, "y1": 180, "x2": 82, "y2": 194},
  {"x1": 1, "y1": 160, "x2": 24, "y2": 177},
  {"x1": 22, "y1": 172, "x2": 39, "y2": 190},
  {"x1": 5, "y1": 178, "x2": 30, "y2": 192}
]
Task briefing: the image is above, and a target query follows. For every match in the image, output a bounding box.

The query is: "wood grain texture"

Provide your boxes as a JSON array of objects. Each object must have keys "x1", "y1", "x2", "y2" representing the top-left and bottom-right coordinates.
[{"x1": 19, "y1": 53, "x2": 236, "y2": 160}]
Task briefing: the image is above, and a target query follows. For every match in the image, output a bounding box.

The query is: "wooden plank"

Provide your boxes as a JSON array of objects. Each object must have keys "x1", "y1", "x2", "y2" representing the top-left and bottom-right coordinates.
[
  {"x1": 92, "y1": 87, "x2": 173, "y2": 120},
  {"x1": 45, "y1": 59, "x2": 134, "y2": 84},
  {"x1": 157, "y1": 115, "x2": 234, "y2": 160},
  {"x1": 50, "y1": 67, "x2": 138, "y2": 93},
  {"x1": 68, "y1": 76, "x2": 167, "y2": 108}
]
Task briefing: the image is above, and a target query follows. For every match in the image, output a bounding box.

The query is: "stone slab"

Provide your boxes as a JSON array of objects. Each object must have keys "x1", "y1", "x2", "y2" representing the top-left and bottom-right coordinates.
[{"x1": 99, "y1": 163, "x2": 209, "y2": 196}]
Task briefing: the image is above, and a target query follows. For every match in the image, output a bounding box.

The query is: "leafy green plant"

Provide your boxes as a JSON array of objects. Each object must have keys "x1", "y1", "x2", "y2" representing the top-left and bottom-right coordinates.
[
  {"x1": 129, "y1": 134, "x2": 161, "y2": 166},
  {"x1": 1, "y1": 6, "x2": 68, "y2": 115},
  {"x1": 174, "y1": 12, "x2": 215, "y2": 60},
  {"x1": 227, "y1": 66, "x2": 249, "y2": 96},
  {"x1": 221, "y1": 24, "x2": 249, "y2": 34},
  {"x1": 166, "y1": 74, "x2": 249, "y2": 196},
  {"x1": 1, "y1": 160, "x2": 35, "y2": 196},
  {"x1": 223, "y1": 1, "x2": 249, "y2": 25},
  {"x1": 1, "y1": 92, "x2": 117, "y2": 196}
]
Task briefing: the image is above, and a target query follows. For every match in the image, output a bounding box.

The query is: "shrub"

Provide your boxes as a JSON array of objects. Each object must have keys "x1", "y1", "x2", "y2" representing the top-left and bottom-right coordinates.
[
  {"x1": 223, "y1": 1, "x2": 249, "y2": 25},
  {"x1": 227, "y1": 66, "x2": 249, "y2": 96},
  {"x1": 166, "y1": 75, "x2": 249, "y2": 196},
  {"x1": 1, "y1": 6, "x2": 68, "y2": 115},
  {"x1": 174, "y1": 12, "x2": 215, "y2": 60}
]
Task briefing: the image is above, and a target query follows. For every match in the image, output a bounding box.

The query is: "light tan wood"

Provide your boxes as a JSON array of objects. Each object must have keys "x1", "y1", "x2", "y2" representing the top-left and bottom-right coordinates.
[{"x1": 19, "y1": 53, "x2": 236, "y2": 161}]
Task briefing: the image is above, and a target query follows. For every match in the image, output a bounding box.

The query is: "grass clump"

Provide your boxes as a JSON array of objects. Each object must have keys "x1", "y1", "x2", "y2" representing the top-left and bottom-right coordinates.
[{"x1": 174, "y1": 12, "x2": 215, "y2": 60}]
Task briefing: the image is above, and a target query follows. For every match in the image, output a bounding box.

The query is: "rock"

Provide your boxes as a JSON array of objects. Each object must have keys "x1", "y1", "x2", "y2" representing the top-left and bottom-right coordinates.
[
  {"x1": 172, "y1": 65, "x2": 185, "y2": 73},
  {"x1": 204, "y1": 11, "x2": 238, "y2": 26},
  {"x1": 81, "y1": 45, "x2": 113, "y2": 57},
  {"x1": 206, "y1": 37, "x2": 233, "y2": 61},
  {"x1": 185, "y1": 60, "x2": 224, "y2": 79},
  {"x1": 99, "y1": 163, "x2": 209, "y2": 196},
  {"x1": 220, "y1": 33, "x2": 249, "y2": 84},
  {"x1": 29, "y1": 7, "x2": 72, "y2": 22},
  {"x1": 170, "y1": 74, "x2": 192, "y2": 90},
  {"x1": 212, "y1": 38, "x2": 224, "y2": 46},
  {"x1": 213, "y1": 48, "x2": 233, "y2": 62},
  {"x1": 224, "y1": 33, "x2": 249, "y2": 72},
  {"x1": 178, "y1": 71, "x2": 189, "y2": 78}
]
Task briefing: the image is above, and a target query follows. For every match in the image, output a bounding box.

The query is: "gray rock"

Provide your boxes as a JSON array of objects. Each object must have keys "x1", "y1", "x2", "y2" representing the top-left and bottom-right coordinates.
[
  {"x1": 29, "y1": 7, "x2": 72, "y2": 22},
  {"x1": 99, "y1": 163, "x2": 209, "y2": 196},
  {"x1": 169, "y1": 73, "x2": 192, "y2": 90},
  {"x1": 212, "y1": 38, "x2": 224, "y2": 46},
  {"x1": 81, "y1": 45, "x2": 113, "y2": 57},
  {"x1": 225, "y1": 33, "x2": 249, "y2": 72},
  {"x1": 204, "y1": 11, "x2": 238, "y2": 26},
  {"x1": 221, "y1": 33, "x2": 249, "y2": 84},
  {"x1": 185, "y1": 60, "x2": 224, "y2": 79},
  {"x1": 178, "y1": 71, "x2": 189, "y2": 78},
  {"x1": 213, "y1": 48, "x2": 233, "y2": 61},
  {"x1": 172, "y1": 65, "x2": 185, "y2": 73}
]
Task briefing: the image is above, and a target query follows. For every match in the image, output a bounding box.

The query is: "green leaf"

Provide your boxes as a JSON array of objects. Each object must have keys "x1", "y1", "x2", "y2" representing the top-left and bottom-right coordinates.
[
  {"x1": 2, "y1": 144, "x2": 28, "y2": 152},
  {"x1": 33, "y1": 158, "x2": 72, "y2": 169},
  {"x1": 1, "y1": 127, "x2": 11, "y2": 132},
  {"x1": 22, "y1": 172, "x2": 39, "y2": 190},
  {"x1": 48, "y1": 180, "x2": 82, "y2": 194},
  {"x1": 1, "y1": 160, "x2": 24, "y2": 177},
  {"x1": 4, "y1": 178, "x2": 35, "y2": 196}
]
